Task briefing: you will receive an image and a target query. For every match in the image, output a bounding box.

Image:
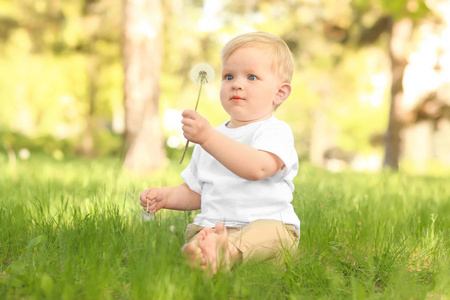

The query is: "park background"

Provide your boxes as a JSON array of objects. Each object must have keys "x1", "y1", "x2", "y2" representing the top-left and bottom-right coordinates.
[
  {"x1": 1, "y1": 0, "x2": 450, "y2": 175},
  {"x1": 1, "y1": 0, "x2": 450, "y2": 299}
]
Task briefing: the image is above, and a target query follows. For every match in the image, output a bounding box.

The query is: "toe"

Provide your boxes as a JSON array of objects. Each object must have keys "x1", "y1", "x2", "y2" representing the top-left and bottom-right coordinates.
[{"x1": 214, "y1": 222, "x2": 226, "y2": 234}]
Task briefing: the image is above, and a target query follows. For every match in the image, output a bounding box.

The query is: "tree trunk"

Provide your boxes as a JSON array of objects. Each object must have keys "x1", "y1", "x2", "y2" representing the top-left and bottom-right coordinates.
[
  {"x1": 77, "y1": 55, "x2": 98, "y2": 157},
  {"x1": 122, "y1": 0, "x2": 165, "y2": 173},
  {"x1": 384, "y1": 18, "x2": 412, "y2": 170}
]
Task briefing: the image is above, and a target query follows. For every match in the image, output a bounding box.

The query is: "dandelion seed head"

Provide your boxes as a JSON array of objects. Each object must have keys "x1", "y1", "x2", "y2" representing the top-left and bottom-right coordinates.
[
  {"x1": 141, "y1": 212, "x2": 154, "y2": 222},
  {"x1": 190, "y1": 63, "x2": 215, "y2": 84}
]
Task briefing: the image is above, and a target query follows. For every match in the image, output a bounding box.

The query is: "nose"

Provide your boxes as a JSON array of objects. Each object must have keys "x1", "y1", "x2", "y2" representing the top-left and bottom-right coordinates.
[{"x1": 231, "y1": 79, "x2": 243, "y2": 90}]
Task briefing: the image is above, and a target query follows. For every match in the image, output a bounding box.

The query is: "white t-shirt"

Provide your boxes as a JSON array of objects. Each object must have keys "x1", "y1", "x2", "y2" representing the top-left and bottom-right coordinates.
[{"x1": 181, "y1": 116, "x2": 300, "y2": 234}]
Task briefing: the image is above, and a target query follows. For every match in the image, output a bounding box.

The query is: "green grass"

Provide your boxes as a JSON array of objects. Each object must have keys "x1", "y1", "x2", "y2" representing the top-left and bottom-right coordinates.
[{"x1": 1, "y1": 154, "x2": 449, "y2": 299}]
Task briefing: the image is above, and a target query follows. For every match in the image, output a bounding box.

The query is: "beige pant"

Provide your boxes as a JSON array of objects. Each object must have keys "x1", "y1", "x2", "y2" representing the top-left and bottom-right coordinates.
[{"x1": 185, "y1": 219, "x2": 299, "y2": 265}]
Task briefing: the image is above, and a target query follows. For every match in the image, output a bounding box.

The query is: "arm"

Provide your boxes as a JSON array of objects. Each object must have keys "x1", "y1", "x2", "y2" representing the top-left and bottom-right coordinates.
[
  {"x1": 181, "y1": 110, "x2": 284, "y2": 181},
  {"x1": 139, "y1": 183, "x2": 201, "y2": 214}
]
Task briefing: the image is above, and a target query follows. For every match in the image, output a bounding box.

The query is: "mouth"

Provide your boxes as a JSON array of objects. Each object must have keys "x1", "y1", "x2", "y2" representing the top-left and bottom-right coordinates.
[{"x1": 231, "y1": 95, "x2": 244, "y2": 102}]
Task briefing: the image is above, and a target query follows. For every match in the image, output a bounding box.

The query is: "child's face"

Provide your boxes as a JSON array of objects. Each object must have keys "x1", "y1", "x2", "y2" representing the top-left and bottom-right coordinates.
[{"x1": 220, "y1": 46, "x2": 286, "y2": 127}]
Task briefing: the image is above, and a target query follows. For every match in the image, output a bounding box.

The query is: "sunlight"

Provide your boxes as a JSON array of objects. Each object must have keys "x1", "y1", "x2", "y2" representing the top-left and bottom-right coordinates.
[
  {"x1": 358, "y1": 73, "x2": 387, "y2": 107},
  {"x1": 370, "y1": 74, "x2": 387, "y2": 107},
  {"x1": 14, "y1": 107, "x2": 33, "y2": 135},
  {"x1": 134, "y1": 20, "x2": 157, "y2": 39},
  {"x1": 403, "y1": 0, "x2": 450, "y2": 109},
  {"x1": 198, "y1": 0, "x2": 222, "y2": 31},
  {"x1": 163, "y1": 108, "x2": 185, "y2": 149}
]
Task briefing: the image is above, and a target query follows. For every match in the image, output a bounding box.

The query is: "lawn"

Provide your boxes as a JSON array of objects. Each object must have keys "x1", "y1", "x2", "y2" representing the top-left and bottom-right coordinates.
[{"x1": 1, "y1": 154, "x2": 449, "y2": 299}]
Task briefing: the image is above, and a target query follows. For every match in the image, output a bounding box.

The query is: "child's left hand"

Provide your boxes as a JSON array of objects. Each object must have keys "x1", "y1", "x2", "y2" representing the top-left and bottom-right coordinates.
[{"x1": 181, "y1": 110, "x2": 215, "y2": 145}]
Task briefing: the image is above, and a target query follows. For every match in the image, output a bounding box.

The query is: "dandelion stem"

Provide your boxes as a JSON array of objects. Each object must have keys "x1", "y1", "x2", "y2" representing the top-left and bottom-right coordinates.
[
  {"x1": 179, "y1": 141, "x2": 190, "y2": 164},
  {"x1": 179, "y1": 76, "x2": 205, "y2": 164},
  {"x1": 194, "y1": 79, "x2": 204, "y2": 111}
]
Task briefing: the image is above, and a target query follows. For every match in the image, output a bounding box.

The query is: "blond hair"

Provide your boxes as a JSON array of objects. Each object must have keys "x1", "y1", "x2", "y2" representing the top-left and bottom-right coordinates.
[{"x1": 220, "y1": 31, "x2": 294, "y2": 84}]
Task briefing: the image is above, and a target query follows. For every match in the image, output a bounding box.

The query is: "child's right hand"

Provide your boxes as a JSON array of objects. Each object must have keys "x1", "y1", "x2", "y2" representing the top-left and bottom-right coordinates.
[
  {"x1": 181, "y1": 110, "x2": 214, "y2": 146},
  {"x1": 139, "y1": 188, "x2": 167, "y2": 214}
]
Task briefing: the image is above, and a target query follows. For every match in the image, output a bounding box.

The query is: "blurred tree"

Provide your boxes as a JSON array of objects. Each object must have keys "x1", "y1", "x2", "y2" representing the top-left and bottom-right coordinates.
[
  {"x1": 122, "y1": 0, "x2": 165, "y2": 173},
  {"x1": 77, "y1": 0, "x2": 122, "y2": 157},
  {"x1": 0, "y1": 0, "x2": 437, "y2": 172},
  {"x1": 384, "y1": 18, "x2": 413, "y2": 171},
  {"x1": 351, "y1": 0, "x2": 431, "y2": 170},
  {"x1": 62, "y1": 0, "x2": 122, "y2": 157},
  {"x1": 0, "y1": 0, "x2": 122, "y2": 157}
]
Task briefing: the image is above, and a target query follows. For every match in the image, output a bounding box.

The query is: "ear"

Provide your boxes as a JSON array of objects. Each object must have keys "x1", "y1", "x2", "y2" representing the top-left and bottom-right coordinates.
[{"x1": 273, "y1": 83, "x2": 291, "y2": 106}]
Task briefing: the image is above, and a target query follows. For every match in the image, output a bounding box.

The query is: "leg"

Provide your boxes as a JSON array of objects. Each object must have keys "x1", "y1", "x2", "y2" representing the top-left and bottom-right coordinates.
[
  {"x1": 182, "y1": 220, "x2": 299, "y2": 272},
  {"x1": 226, "y1": 220, "x2": 299, "y2": 265}
]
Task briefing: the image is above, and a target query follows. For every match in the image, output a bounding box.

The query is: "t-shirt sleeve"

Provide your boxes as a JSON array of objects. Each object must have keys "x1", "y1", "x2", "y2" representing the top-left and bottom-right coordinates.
[
  {"x1": 180, "y1": 145, "x2": 203, "y2": 194},
  {"x1": 252, "y1": 120, "x2": 298, "y2": 182}
]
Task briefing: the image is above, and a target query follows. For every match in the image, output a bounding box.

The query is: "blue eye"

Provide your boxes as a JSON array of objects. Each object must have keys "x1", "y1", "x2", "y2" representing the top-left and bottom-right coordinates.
[
  {"x1": 225, "y1": 74, "x2": 233, "y2": 80},
  {"x1": 248, "y1": 75, "x2": 257, "y2": 81}
]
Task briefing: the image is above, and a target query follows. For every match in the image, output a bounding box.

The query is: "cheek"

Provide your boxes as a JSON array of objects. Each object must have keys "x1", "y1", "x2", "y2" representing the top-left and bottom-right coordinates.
[
  {"x1": 219, "y1": 85, "x2": 227, "y2": 100},
  {"x1": 219, "y1": 89, "x2": 227, "y2": 107}
]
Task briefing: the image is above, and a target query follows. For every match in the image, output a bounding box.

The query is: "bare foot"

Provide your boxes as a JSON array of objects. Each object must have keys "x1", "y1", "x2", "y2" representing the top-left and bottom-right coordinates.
[
  {"x1": 181, "y1": 238, "x2": 205, "y2": 268},
  {"x1": 198, "y1": 222, "x2": 230, "y2": 274},
  {"x1": 181, "y1": 226, "x2": 216, "y2": 269}
]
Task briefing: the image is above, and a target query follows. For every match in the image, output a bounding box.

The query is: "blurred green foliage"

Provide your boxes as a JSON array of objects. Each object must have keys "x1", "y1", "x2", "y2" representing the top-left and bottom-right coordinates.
[{"x1": 0, "y1": 0, "x2": 435, "y2": 161}]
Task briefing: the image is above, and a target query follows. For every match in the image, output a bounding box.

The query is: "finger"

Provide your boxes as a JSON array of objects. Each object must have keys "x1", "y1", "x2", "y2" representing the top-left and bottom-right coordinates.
[
  {"x1": 140, "y1": 194, "x2": 151, "y2": 205},
  {"x1": 139, "y1": 188, "x2": 152, "y2": 202},
  {"x1": 149, "y1": 202, "x2": 157, "y2": 213},
  {"x1": 139, "y1": 192, "x2": 147, "y2": 202},
  {"x1": 181, "y1": 110, "x2": 193, "y2": 118},
  {"x1": 141, "y1": 199, "x2": 154, "y2": 211},
  {"x1": 150, "y1": 191, "x2": 165, "y2": 204},
  {"x1": 140, "y1": 198, "x2": 150, "y2": 209},
  {"x1": 139, "y1": 200, "x2": 147, "y2": 207},
  {"x1": 182, "y1": 124, "x2": 193, "y2": 134},
  {"x1": 181, "y1": 118, "x2": 195, "y2": 126},
  {"x1": 182, "y1": 109, "x2": 200, "y2": 119},
  {"x1": 140, "y1": 190, "x2": 155, "y2": 203}
]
